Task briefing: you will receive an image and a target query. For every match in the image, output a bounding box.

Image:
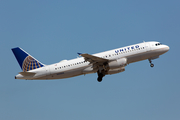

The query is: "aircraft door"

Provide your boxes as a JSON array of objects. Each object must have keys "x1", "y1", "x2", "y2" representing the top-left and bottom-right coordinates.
[{"x1": 145, "y1": 42, "x2": 151, "y2": 52}]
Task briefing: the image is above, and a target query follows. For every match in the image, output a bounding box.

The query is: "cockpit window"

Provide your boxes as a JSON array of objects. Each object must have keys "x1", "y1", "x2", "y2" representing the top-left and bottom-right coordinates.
[{"x1": 155, "y1": 43, "x2": 162, "y2": 46}]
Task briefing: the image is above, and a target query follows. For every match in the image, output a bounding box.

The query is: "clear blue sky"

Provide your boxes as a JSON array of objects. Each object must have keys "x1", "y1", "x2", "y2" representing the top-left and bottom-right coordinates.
[{"x1": 1, "y1": 0, "x2": 180, "y2": 120}]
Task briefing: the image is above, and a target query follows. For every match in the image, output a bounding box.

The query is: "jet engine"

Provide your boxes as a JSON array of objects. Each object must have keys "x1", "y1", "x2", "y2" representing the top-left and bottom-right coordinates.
[
  {"x1": 108, "y1": 58, "x2": 127, "y2": 69},
  {"x1": 107, "y1": 67, "x2": 125, "y2": 75}
]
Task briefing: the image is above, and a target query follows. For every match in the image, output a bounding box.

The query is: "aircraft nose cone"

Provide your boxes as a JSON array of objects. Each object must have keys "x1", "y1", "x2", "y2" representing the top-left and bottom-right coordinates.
[{"x1": 165, "y1": 45, "x2": 170, "y2": 52}]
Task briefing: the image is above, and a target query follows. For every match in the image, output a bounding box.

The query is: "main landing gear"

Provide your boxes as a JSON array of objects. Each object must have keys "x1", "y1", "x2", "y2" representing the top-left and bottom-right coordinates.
[
  {"x1": 97, "y1": 63, "x2": 109, "y2": 82},
  {"x1": 148, "y1": 59, "x2": 154, "y2": 67},
  {"x1": 97, "y1": 69, "x2": 106, "y2": 82},
  {"x1": 97, "y1": 73, "x2": 104, "y2": 82}
]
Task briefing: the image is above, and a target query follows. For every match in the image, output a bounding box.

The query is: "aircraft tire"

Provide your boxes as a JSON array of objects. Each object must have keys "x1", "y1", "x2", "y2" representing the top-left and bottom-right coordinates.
[
  {"x1": 97, "y1": 73, "x2": 103, "y2": 82},
  {"x1": 97, "y1": 77, "x2": 102, "y2": 82},
  {"x1": 150, "y1": 64, "x2": 154, "y2": 67}
]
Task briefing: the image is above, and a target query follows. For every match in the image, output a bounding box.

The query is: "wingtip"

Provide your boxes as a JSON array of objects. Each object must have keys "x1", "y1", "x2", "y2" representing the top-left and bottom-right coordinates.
[{"x1": 77, "y1": 53, "x2": 82, "y2": 55}]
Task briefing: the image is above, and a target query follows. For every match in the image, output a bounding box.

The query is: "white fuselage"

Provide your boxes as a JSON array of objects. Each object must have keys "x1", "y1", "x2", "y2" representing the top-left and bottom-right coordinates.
[{"x1": 15, "y1": 41, "x2": 169, "y2": 80}]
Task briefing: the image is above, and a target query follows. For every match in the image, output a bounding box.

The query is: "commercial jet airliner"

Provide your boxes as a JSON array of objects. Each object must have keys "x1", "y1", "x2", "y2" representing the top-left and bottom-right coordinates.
[{"x1": 12, "y1": 41, "x2": 169, "y2": 82}]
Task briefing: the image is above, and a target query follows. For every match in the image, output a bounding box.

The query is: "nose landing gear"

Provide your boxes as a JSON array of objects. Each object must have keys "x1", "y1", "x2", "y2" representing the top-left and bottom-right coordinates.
[
  {"x1": 150, "y1": 63, "x2": 154, "y2": 67},
  {"x1": 148, "y1": 59, "x2": 154, "y2": 67},
  {"x1": 97, "y1": 69, "x2": 106, "y2": 82}
]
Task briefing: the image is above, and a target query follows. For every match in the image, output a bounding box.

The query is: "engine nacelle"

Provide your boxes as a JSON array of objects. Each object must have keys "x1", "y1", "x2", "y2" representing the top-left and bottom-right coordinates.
[
  {"x1": 108, "y1": 58, "x2": 127, "y2": 69},
  {"x1": 82, "y1": 66, "x2": 98, "y2": 74},
  {"x1": 107, "y1": 67, "x2": 125, "y2": 75}
]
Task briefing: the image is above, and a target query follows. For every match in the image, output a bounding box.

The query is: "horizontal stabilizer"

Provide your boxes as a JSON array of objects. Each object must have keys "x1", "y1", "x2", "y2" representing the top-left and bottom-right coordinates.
[{"x1": 19, "y1": 72, "x2": 36, "y2": 76}]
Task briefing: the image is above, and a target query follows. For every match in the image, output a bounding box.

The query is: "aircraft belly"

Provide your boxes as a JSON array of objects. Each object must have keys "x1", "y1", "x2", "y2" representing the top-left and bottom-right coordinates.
[{"x1": 45, "y1": 66, "x2": 88, "y2": 79}]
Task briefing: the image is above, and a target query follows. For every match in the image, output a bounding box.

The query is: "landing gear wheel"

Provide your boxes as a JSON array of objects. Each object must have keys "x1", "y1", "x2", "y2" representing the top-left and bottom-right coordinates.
[
  {"x1": 97, "y1": 77, "x2": 102, "y2": 82},
  {"x1": 148, "y1": 59, "x2": 154, "y2": 68},
  {"x1": 97, "y1": 73, "x2": 104, "y2": 82},
  {"x1": 150, "y1": 64, "x2": 154, "y2": 67}
]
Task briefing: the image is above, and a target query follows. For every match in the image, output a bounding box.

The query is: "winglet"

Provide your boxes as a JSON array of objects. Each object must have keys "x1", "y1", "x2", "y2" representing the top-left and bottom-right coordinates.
[{"x1": 77, "y1": 53, "x2": 82, "y2": 55}]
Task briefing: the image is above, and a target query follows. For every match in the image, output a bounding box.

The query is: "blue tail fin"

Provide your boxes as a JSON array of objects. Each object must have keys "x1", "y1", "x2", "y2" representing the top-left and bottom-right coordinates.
[{"x1": 12, "y1": 47, "x2": 45, "y2": 71}]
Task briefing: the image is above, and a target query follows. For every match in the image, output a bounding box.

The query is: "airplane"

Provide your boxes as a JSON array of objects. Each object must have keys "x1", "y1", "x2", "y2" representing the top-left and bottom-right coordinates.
[{"x1": 12, "y1": 41, "x2": 169, "y2": 82}]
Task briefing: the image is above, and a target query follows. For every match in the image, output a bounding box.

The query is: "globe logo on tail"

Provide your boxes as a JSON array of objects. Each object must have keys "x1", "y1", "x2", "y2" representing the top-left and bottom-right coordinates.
[{"x1": 22, "y1": 56, "x2": 44, "y2": 71}]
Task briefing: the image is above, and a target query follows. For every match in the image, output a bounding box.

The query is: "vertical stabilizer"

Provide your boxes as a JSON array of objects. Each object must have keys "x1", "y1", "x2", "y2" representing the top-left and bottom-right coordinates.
[{"x1": 12, "y1": 47, "x2": 45, "y2": 71}]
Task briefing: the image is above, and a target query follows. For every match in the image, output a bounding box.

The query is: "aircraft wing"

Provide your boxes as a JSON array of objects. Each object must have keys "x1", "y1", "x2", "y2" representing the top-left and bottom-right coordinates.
[{"x1": 78, "y1": 53, "x2": 108, "y2": 63}]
